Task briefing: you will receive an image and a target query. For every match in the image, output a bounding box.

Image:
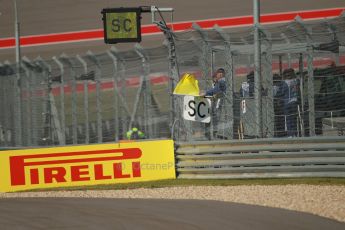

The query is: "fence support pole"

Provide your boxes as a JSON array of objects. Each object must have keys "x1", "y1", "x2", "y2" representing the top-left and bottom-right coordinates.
[
  {"x1": 76, "y1": 55, "x2": 90, "y2": 144},
  {"x1": 298, "y1": 53, "x2": 305, "y2": 137},
  {"x1": 162, "y1": 34, "x2": 179, "y2": 140},
  {"x1": 161, "y1": 28, "x2": 182, "y2": 141},
  {"x1": 3, "y1": 62, "x2": 14, "y2": 146},
  {"x1": 60, "y1": 54, "x2": 78, "y2": 144},
  {"x1": 14, "y1": 0, "x2": 22, "y2": 144},
  {"x1": 194, "y1": 23, "x2": 211, "y2": 140},
  {"x1": 52, "y1": 56, "x2": 66, "y2": 145},
  {"x1": 296, "y1": 17, "x2": 315, "y2": 136},
  {"x1": 109, "y1": 47, "x2": 130, "y2": 139},
  {"x1": 21, "y1": 57, "x2": 33, "y2": 146},
  {"x1": 14, "y1": 64, "x2": 23, "y2": 146},
  {"x1": 24, "y1": 60, "x2": 39, "y2": 146},
  {"x1": 253, "y1": 0, "x2": 263, "y2": 138},
  {"x1": 0, "y1": 62, "x2": 4, "y2": 146},
  {"x1": 214, "y1": 25, "x2": 234, "y2": 139},
  {"x1": 307, "y1": 46, "x2": 315, "y2": 136},
  {"x1": 37, "y1": 58, "x2": 55, "y2": 145},
  {"x1": 87, "y1": 51, "x2": 103, "y2": 143},
  {"x1": 260, "y1": 27, "x2": 274, "y2": 137},
  {"x1": 107, "y1": 50, "x2": 120, "y2": 142},
  {"x1": 135, "y1": 44, "x2": 153, "y2": 139}
]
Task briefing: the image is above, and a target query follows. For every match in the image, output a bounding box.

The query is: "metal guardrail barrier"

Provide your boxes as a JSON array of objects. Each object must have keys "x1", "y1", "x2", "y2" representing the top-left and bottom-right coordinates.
[{"x1": 175, "y1": 136, "x2": 345, "y2": 179}]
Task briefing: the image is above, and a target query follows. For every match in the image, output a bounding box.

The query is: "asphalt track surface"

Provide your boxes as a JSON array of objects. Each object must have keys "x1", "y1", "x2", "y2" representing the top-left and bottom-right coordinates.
[
  {"x1": 1, "y1": 0, "x2": 345, "y2": 61},
  {"x1": 0, "y1": 198, "x2": 344, "y2": 230}
]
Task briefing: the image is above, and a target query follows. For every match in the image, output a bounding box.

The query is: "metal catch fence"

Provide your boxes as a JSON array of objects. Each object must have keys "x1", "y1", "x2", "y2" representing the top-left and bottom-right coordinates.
[{"x1": 1, "y1": 15, "x2": 345, "y2": 146}]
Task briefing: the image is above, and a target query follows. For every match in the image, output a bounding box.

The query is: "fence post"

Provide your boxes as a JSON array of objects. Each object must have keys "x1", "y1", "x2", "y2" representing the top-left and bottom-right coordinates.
[
  {"x1": 135, "y1": 44, "x2": 153, "y2": 138},
  {"x1": 260, "y1": 27, "x2": 274, "y2": 137},
  {"x1": 5, "y1": 60, "x2": 22, "y2": 146},
  {"x1": 14, "y1": 61, "x2": 23, "y2": 146},
  {"x1": 307, "y1": 45, "x2": 315, "y2": 136},
  {"x1": 109, "y1": 47, "x2": 131, "y2": 139},
  {"x1": 22, "y1": 59, "x2": 39, "y2": 146},
  {"x1": 106, "y1": 50, "x2": 120, "y2": 142},
  {"x1": 163, "y1": 35, "x2": 180, "y2": 140},
  {"x1": 163, "y1": 38, "x2": 185, "y2": 141},
  {"x1": 60, "y1": 54, "x2": 78, "y2": 144},
  {"x1": 0, "y1": 62, "x2": 4, "y2": 146},
  {"x1": 36, "y1": 58, "x2": 54, "y2": 145},
  {"x1": 157, "y1": 21, "x2": 181, "y2": 140},
  {"x1": 52, "y1": 56, "x2": 66, "y2": 145},
  {"x1": 0, "y1": 62, "x2": 13, "y2": 146},
  {"x1": 253, "y1": 2, "x2": 263, "y2": 138},
  {"x1": 214, "y1": 25, "x2": 234, "y2": 139},
  {"x1": 86, "y1": 51, "x2": 103, "y2": 143},
  {"x1": 193, "y1": 23, "x2": 211, "y2": 140},
  {"x1": 21, "y1": 57, "x2": 33, "y2": 146},
  {"x1": 38, "y1": 58, "x2": 65, "y2": 145},
  {"x1": 298, "y1": 53, "x2": 306, "y2": 137},
  {"x1": 76, "y1": 55, "x2": 90, "y2": 144},
  {"x1": 296, "y1": 17, "x2": 315, "y2": 136}
]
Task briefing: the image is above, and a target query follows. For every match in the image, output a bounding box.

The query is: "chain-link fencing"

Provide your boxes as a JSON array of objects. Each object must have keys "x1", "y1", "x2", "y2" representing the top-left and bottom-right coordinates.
[{"x1": 1, "y1": 15, "x2": 345, "y2": 146}]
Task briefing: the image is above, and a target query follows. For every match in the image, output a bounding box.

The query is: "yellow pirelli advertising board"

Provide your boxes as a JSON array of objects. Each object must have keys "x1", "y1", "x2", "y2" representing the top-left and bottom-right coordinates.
[{"x1": 0, "y1": 139, "x2": 175, "y2": 192}]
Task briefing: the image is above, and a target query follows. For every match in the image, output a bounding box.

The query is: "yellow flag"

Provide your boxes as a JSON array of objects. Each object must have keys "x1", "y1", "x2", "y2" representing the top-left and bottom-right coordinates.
[{"x1": 173, "y1": 73, "x2": 200, "y2": 96}]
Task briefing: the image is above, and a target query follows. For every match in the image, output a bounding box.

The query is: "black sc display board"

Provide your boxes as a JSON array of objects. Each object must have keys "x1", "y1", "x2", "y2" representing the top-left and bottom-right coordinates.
[{"x1": 101, "y1": 7, "x2": 142, "y2": 44}]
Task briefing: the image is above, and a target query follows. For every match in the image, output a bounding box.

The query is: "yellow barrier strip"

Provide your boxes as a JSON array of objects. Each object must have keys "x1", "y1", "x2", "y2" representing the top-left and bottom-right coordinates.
[{"x1": 0, "y1": 140, "x2": 175, "y2": 192}]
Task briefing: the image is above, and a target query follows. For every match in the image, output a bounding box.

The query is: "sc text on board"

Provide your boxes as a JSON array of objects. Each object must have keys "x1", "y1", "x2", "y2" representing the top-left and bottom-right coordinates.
[{"x1": 183, "y1": 96, "x2": 211, "y2": 123}]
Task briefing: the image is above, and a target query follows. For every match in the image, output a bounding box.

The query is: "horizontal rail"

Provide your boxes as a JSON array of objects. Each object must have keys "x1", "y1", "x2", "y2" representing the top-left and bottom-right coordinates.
[
  {"x1": 175, "y1": 137, "x2": 345, "y2": 179},
  {"x1": 176, "y1": 136, "x2": 345, "y2": 148},
  {"x1": 177, "y1": 157, "x2": 345, "y2": 167},
  {"x1": 176, "y1": 143, "x2": 345, "y2": 155},
  {"x1": 178, "y1": 165, "x2": 345, "y2": 174},
  {"x1": 176, "y1": 151, "x2": 345, "y2": 160},
  {"x1": 177, "y1": 172, "x2": 345, "y2": 179}
]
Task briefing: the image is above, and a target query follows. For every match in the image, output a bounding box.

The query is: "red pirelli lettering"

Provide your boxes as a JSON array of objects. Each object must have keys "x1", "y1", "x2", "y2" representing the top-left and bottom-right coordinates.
[
  {"x1": 44, "y1": 167, "x2": 67, "y2": 183},
  {"x1": 71, "y1": 165, "x2": 90, "y2": 182},
  {"x1": 113, "y1": 163, "x2": 130, "y2": 179},
  {"x1": 9, "y1": 148, "x2": 142, "y2": 186},
  {"x1": 94, "y1": 164, "x2": 112, "y2": 180},
  {"x1": 30, "y1": 168, "x2": 39, "y2": 185},
  {"x1": 132, "y1": 162, "x2": 141, "y2": 177}
]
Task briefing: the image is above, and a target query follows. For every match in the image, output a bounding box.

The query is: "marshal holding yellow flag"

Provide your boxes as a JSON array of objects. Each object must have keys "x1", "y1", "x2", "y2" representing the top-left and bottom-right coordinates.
[{"x1": 173, "y1": 73, "x2": 211, "y2": 123}]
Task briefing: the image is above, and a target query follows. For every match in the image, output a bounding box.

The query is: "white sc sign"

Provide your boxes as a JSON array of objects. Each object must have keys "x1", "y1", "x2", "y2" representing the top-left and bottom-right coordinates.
[{"x1": 183, "y1": 96, "x2": 211, "y2": 123}]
